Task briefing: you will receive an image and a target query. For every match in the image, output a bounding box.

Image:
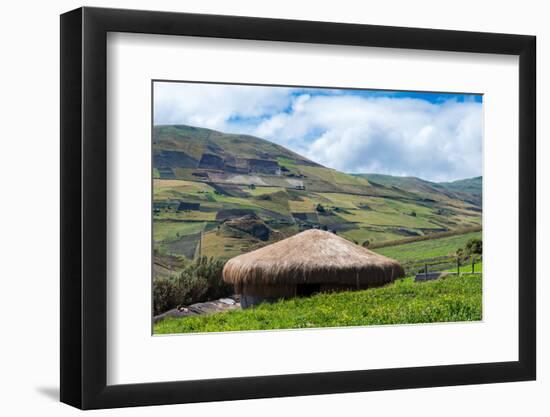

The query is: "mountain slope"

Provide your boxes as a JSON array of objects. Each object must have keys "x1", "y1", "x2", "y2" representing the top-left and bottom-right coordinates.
[
  {"x1": 354, "y1": 173, "x2": 482, "y2": 207},
  {"x1": 153, "y1": 125, "x2": 419, "y2": 197},
  {"x1": 154, "y1": 124, "x2": 318, "y2": 168},
  {"x1": 439, "y1": 176, "x2": 482, "y2": 196},
  {"x1": 153, "y1": 125, "x2": 482, "y2": 261}
]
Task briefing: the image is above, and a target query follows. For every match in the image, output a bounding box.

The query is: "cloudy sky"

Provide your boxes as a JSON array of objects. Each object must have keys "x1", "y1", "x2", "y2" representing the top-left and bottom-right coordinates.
[{"x1": 154, "y1": 81, "x2": 482, "y2": 182}]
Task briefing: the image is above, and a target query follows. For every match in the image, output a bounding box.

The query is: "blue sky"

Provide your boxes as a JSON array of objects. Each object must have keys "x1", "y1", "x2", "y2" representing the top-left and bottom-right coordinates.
[
  {"x1": 154, "y1": 82, "x2": 483, "y2": 182},
  {"x1": 281, "y1": 87, "x2": 482, "y2": 104}
]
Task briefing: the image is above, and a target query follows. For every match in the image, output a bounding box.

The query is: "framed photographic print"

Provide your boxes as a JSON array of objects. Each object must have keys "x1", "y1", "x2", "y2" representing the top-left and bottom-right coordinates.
[{"x1": 60, "y1": 6, "x2": 536, "y2": 409}]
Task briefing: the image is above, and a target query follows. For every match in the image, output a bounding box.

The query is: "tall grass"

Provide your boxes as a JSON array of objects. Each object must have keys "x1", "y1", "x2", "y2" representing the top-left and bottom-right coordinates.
[{"x1": 154, "y1": 274, "x2": 482, "y2": 334}]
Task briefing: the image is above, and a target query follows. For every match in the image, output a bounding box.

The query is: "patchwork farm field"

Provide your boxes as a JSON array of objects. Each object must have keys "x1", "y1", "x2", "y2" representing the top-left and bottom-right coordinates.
[
  {"x1": 153, "y1": 125, "x2": 482, "y2": 263},
  {"x1": 153, "y1": 175, "x2": 481, "y2": 261},
  {"x1": 153, "y1": 173, "x2": 482, "y2": 258},
  {"x1": 153, "y1": 221, "x2": 206, "y2": 242},
  {"x1": 154, "y1": 273, "x2": 482, "y2": 334}
]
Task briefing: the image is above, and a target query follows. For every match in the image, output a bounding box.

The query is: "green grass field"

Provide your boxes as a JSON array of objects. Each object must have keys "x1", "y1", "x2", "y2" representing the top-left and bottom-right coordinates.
[
  {"x1": 373, "y1": 231, "x2": 482, "y2": 262},
  {"x1": 447, "y1": 261, "x2": 483, "y2": 274},
  {"x1": 154, "y1": 273, "x2": 482, "y2": 334},
  {"x1": 153, "y1": 221, "x2": 206, "y2": 242},
  {"x1": 340, "y1": 227, "x2": 406, "y2": 245},
  {"x1": 153, "y1": 180, "x2": 482, "y2": 258}
]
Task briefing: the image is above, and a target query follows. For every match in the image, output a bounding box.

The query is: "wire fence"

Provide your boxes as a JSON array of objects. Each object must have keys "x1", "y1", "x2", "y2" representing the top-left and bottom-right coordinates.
[{"x1": 405, "y1": 255, "x2": 482, "y2": 282}]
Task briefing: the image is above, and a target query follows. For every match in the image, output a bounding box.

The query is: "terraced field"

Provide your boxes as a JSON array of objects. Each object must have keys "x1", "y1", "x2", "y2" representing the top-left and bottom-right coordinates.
[
  {"x1": 152, "y1": 124, "x2": 482, "y2": 265},
  {"x1": 153, "y1": 221, "x2": 206, "y2": 242}
]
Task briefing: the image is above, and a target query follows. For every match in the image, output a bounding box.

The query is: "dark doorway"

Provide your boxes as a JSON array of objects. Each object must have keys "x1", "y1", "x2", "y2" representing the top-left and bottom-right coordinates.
[{"x1": 296, "y1": 283, "x2": 321, "y2": 297}]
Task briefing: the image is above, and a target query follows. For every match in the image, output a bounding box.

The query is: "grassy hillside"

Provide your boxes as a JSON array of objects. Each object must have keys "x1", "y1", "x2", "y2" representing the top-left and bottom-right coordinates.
[
  {"x1": 154, "y1": 273, "x2": 482, "y2": 334},
  {"x1": 374, "y1": 231, "x2": 482, "y2": 262},
  {"x1": 153, "y1": 125, "x2": 482, "y2": 263},
  {"x1": 439, "y1": 176, "x2": 482, "y2": 196},
  {"x1": 355, "y1": 173, "x2": 482, "y2": 207},
  {"x1": 154, "y1": 124, "x2": 317, "y2": 168},
  {"x1": 153, "y1": 219, "x2": 482, "y2": 332}
]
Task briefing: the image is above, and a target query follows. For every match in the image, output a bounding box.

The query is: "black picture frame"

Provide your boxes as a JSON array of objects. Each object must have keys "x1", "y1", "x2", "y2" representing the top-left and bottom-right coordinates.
[{"x1": 60, "y1": 6, "x2": 536, "y2": 410}]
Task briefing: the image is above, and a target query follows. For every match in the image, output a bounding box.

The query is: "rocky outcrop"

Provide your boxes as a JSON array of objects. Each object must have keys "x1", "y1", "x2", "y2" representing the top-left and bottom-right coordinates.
[{"x1": 221, "y1": 214, "x2": 272, "y2": 241}]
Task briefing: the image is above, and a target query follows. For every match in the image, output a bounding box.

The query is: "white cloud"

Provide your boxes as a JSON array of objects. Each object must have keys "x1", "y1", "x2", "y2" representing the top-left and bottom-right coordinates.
[
  {"x1": 154, "y1": 82, "x2": 292, "y2": 131},
  {"x1": 154, "y1": 83, "x2": 482, "y2": 182}
]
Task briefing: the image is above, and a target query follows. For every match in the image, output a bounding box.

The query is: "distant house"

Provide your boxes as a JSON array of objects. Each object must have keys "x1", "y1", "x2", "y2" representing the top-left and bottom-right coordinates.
[{"x1": 177, "y1": 201, "x2": 201, "y2": 211}]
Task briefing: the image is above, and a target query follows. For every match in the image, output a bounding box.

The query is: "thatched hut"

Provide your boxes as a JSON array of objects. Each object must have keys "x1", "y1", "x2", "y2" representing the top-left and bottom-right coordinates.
[{"x1": 223, "y1": 229, "x2": 405, "y2": 308}]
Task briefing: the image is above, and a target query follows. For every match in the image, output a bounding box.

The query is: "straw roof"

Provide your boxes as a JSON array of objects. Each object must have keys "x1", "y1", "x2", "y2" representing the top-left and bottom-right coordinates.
[{"x1": 223, "y1": 229, "x2": 404, "y2": 290}]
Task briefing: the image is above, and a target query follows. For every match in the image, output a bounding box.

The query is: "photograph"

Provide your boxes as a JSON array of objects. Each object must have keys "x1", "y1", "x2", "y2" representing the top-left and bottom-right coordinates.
[
  {"x1": 1, "y1": 0, "x2": 542, "y2": 413},
  {"x1": 152, "y1": 81, "x2": 483, "y2": 334}
]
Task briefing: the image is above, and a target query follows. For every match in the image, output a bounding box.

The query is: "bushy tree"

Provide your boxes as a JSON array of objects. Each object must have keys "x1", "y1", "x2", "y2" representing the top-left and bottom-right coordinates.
[
  {"x1": 153, "y1": 256, "x2": 233, "y2": 315},
  {"x1": 153, "y1": 278, "x2": 185, "y2": 316},
  {"x1": 455, "y1": 238, "x2": 482, "y2": 263},
  {"x1": 465, "y1": 238, "x2": 482, "y2": 255}
]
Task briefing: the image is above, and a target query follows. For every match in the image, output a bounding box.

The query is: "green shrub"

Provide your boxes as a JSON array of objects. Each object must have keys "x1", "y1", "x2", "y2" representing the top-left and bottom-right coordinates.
[
  {"x1": 455, "y1": 238, "x2": 482, "y2": 262},
  {"x1": 179, "y1": 256, "x2": 232, "y2": 301},
  {"x1": 153, "y1": 257, "x2": 232, "y2": 315},
  {"x1": 465, "y1": 238, "x2": 482, "y2": 255},
  {"x1": 153, "y1": 278, "x2": 184, "y2": 316},
  {"x1": 256, "y1": 194, "x2": 272, "y2": 201},
  {"x1": 175, "y1": 270, "x2": 209, "y2": 305}
]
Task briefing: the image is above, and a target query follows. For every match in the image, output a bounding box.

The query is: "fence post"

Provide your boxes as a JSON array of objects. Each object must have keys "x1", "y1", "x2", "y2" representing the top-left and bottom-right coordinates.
[
  {"x1": 471, "y1": 257, "x2": 475, "y2": 273},
  {"x1": 425, "y1": 263, "x2": 428, "y2": 280},
  {"x1": 199, "y1": 230, "x2": 202, "y2": 259},
  {"x1": 456, "y1": 258, "x2": 460, "y2": 275}
]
